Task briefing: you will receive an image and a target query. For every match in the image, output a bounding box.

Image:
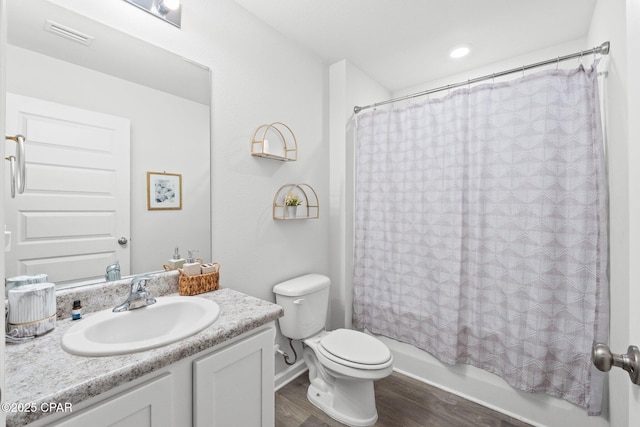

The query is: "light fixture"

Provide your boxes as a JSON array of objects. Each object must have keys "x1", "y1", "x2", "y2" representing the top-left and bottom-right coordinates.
[
  {"x1": 157, "y1": 0, "x2": 180, "y2": 14},
  {"x1": 123, "y1": 0, "x2": 182, "y2": 28},
  {"x1": 449, "y1": 44, "x2": 471, "y2": 59}
]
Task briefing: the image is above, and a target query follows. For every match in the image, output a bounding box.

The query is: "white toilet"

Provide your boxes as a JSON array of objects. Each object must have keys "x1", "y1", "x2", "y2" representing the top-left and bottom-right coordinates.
[{"x1": 273, "y1": 274, "x2": 393, "y2": 427}]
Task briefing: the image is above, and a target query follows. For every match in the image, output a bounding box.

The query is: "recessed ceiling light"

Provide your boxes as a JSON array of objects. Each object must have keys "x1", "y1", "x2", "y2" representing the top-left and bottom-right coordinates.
[{"x1": 449, "y1": 44, "x2": 471, "y2": 59}]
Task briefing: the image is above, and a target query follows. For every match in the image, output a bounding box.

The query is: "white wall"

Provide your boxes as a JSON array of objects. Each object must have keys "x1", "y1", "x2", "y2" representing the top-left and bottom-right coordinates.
[
  {"x1": 5, "y1": 45, "x2": 210, "y2": 276},
  {"x1": 589, "y1": 0, "x2": 640, "y2": 426},
  {"x1": 26, "y1": 0, "x2": 329, "y2": 375},
  {"x1": 624, "y1": 1, "x2": 640, "y2": 423},
  {"x1": 329, "y1": 32, "x2": 623, "y2": 427},
  {"x1": 328, "y1": 60, "x2": 389, "y2": 332},
  {"x1": 623, "y1": 0, "x2": 640, "y2": 421}
]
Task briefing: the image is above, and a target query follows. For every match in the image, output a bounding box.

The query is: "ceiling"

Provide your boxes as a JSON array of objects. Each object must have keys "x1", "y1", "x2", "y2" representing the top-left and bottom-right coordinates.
[
  {"x1": 8, "y1": 0, "x2": 210, "y2": 105},
  {"x1": 232, "y1": 0, "x2": 598, "y2": 92}
]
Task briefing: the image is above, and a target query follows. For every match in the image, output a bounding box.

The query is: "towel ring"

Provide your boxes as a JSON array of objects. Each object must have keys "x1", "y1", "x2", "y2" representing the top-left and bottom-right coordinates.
[
  {"x1": 5, "y1": 155, "x2": 16, "y2": 198},
  {"x1": 5, "y1": 135, "x2": 26, "y2": 195}
]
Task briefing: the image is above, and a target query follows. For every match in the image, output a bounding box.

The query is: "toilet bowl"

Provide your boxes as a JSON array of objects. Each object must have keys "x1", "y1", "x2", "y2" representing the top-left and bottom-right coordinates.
[
  {"x1": 303, "y1": 329, "x2": 393, "y2": 426},
  {"x1": 309, "y1": 329, "x2": 393, "y2": 378},
  {"x1": 273, "y1": 274, "x2": 393, "y2": 427}
]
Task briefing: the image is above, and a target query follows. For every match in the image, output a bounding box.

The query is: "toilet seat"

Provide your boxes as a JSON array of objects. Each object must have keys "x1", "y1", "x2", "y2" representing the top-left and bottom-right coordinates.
[{"x1": 318, "y1": 329, "x2": 392, "y2": 370}]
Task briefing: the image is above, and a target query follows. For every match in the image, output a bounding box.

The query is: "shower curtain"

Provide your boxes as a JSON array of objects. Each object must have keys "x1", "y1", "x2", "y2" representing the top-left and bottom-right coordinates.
[{"x1": 353, "y1": 63, "x2": 608, "y2": 414}]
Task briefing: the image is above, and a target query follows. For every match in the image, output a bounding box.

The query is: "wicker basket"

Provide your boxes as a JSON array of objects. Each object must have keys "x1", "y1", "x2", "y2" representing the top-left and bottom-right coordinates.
[{"x1": 178, "y1": 262, "x2": 220, "y2": 296}]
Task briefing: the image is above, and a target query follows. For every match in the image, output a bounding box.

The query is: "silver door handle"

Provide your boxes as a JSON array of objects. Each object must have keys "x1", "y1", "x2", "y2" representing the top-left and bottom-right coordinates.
[
  {"x1": 593, "y1": 342, "x2": 640, "y2": 385},
  {"x1": 118, "y1": 237, "x2": 128, "y2": 245}
]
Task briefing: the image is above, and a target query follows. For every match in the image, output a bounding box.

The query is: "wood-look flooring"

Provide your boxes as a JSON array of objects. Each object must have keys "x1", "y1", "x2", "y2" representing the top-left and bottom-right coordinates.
[{"x1": 275, "y1": 371, "x2": 532, "y2": 427}]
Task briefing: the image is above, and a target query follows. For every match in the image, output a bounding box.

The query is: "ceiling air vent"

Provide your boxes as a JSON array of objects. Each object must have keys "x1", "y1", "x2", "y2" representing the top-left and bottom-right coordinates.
[{"x1": 44, "y1": 20, "x2": 94, "y2": 46}]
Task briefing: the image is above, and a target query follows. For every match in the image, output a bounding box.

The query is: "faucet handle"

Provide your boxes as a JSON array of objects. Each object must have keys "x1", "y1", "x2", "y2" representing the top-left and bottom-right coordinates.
[
  {"x1": 131, "y1": 275, "x2": 152, "y2": 291},
  {"x1": 105, "y1": 260, "x2": 121, "y2": 281}
]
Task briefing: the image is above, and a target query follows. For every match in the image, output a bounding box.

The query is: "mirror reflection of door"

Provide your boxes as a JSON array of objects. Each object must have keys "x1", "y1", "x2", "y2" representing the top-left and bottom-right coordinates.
[{"x1": 5, "y1": 93, "x2": 130, "y2": 285}]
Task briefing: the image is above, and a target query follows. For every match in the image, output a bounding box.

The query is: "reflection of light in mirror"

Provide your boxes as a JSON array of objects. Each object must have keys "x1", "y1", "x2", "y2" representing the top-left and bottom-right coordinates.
[
  {"x1": 123, "y1": 0, "x2": 182, "y2": 28},
  {"x1": 159, "y1": 0, "x2": 180, "y2": 12}
]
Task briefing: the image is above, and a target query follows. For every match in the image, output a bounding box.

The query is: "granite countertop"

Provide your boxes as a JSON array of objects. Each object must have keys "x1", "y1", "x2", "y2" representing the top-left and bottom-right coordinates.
[{"x1": 5, "y1": 286, "x2": 283, "y2": 427}]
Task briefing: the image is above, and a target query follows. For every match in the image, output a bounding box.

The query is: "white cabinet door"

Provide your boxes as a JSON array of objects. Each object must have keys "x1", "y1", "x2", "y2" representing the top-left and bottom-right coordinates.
[
  {"x1": 193, "y1": 328, "x2": 275, "y2": 427},
  {"x1": 5, "y1": 92, "x2": 131, "y2": 285},
  {"x1": 51, "y1": 373, "x2": 172, "y2": 427}
]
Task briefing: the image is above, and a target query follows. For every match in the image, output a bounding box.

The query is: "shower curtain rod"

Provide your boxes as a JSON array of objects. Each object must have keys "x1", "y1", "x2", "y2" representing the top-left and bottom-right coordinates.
[{"x1": 353, "y1": 41, "x2": 610, "y2": 114}]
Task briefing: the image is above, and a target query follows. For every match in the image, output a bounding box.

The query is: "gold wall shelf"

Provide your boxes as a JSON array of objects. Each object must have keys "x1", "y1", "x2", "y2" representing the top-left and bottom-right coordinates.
[
  {"x1": 273, "y1": 184, "x2": 319, "y2": 220},
  {"x1": 251, "y1": 122, "x2": 297, "y2": 162}
]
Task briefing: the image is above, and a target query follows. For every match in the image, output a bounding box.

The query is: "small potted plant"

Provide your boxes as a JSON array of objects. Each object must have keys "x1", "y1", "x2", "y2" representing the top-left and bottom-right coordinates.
[{"x1": 285, "y1": 191, "x2": 303, "y2": 218}]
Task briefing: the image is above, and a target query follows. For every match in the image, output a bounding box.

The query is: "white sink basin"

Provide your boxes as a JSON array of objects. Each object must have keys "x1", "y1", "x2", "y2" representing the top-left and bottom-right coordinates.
[{"x1": 61, "y1": 296, "x2": 220, "y2": 356}]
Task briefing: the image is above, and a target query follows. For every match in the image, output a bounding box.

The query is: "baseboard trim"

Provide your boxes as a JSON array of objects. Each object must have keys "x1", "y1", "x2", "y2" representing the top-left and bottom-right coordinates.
[{"x1": 274, "y1": 359, "x2": 308, "y2": 392}]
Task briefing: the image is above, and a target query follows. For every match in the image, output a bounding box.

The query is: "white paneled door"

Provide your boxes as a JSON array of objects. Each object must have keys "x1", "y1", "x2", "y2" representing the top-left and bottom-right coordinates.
[{"x1": 4, "y1": 93, "x2": 130, "y2": 285}]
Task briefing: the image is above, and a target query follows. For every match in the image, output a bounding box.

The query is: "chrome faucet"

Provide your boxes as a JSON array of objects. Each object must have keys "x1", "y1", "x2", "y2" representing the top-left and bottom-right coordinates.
[
  {"x1": 105, "y1": 261, "x2": 121, "y2": 282},
  {"x1": 112, "y1": 276, "x2": 156, "y2": 312}
]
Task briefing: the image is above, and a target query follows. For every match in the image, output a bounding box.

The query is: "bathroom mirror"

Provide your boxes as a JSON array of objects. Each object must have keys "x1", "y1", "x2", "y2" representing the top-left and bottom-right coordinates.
[{"x1": 4, "y1": 0, "x2": 211, "y2": 287}]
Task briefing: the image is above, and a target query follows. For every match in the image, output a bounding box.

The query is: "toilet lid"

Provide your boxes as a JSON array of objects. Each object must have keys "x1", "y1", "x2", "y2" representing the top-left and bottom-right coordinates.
[{"x1": 319, "y1": 329, "x2": 391, "y2": 365}]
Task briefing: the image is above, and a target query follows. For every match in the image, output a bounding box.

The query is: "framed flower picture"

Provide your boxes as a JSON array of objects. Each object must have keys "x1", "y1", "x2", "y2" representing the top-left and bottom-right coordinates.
[{"x1": 147, "y1": 171, "x2": 182, "y2": 210}]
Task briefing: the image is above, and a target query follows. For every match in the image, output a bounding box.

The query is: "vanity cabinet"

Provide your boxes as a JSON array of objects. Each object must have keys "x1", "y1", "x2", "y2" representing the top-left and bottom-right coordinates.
[
  {"x1": 193, "y1": 326, "x2": 275, "y2": 426},
  {"x1": 29, "y1": 325, "x2": 275, "y2": 427},
  {"x1": 49, "y1": 374, "x2": 173, "y2": 427}
]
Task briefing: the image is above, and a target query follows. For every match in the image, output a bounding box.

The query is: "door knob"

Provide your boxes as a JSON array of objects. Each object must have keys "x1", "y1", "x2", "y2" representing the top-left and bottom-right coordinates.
[
  {"x1": 593, "y1": 342, "x2": 640, "y2": 385},
  {"x1": 118, "y1": 237, "x2": 128, "y2": 245}
]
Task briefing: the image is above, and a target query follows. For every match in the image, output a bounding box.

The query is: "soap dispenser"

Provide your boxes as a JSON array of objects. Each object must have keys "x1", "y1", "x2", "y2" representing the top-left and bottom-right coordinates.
[
  {"x1": 167, "y1": 246, "x2": 185, "y2": 270},
  {"x1": 182, "y1": 249, "x2": 201, "y2": 276}
]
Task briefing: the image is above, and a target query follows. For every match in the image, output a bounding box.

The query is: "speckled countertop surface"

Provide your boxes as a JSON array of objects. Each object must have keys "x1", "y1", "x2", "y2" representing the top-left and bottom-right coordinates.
[{"x1": 5, "y1": 273, "x2": 283, "y2": 427}]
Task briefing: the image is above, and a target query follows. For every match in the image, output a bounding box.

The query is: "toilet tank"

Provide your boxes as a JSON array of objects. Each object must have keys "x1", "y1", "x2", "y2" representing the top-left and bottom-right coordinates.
[{"x1": 273, "y1": 274, "x2": 330, "y2": 340}]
